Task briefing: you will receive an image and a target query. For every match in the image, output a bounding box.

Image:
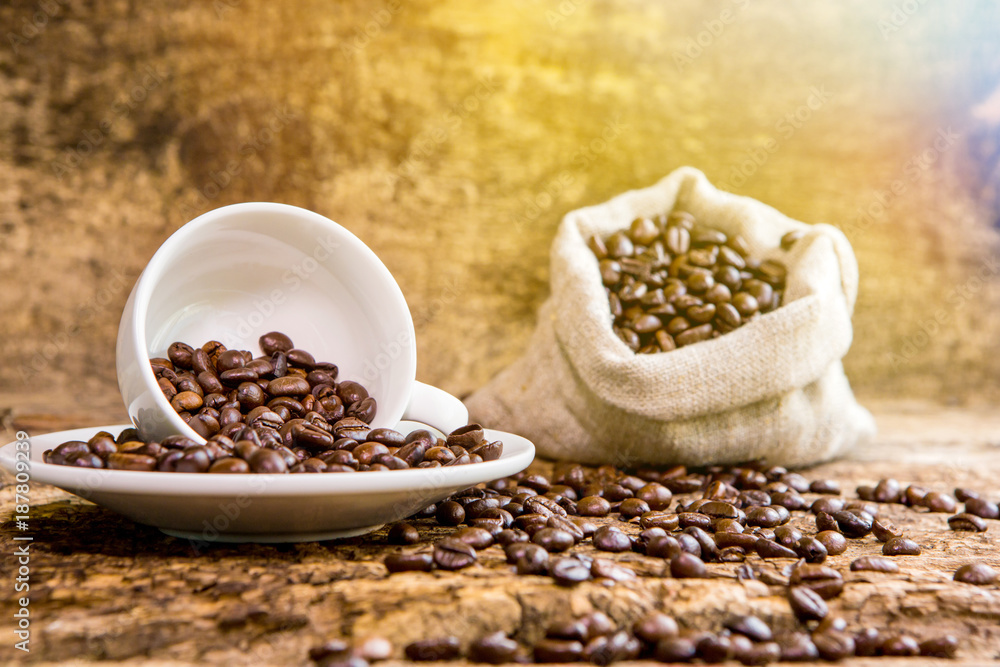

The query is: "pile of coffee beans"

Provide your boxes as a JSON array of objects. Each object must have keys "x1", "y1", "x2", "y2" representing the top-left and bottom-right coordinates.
[
  {"x1": 588, "y1": 211, "x2": 793, "y2": 352},
  {"x1": 152, "y1": 331, "x2": 375, "y2": 439},
  {"x1": 361, "y1": 461, "x2": 997, "y2": 663},
  {"x1": 43, "y1": 332, "x2": 504, "y2": 473}
]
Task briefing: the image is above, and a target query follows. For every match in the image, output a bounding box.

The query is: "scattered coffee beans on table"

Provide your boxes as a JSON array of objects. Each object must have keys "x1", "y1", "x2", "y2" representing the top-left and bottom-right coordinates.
[
  {"x1": 588, "y1": 211, "x2": 791, "y2": 352},
  {"x1": 367, "y1": 460, "x2": 996, "y2": 664},
  {"x1": 42, "y1": 332, "x2": 503, "y2": 473}
]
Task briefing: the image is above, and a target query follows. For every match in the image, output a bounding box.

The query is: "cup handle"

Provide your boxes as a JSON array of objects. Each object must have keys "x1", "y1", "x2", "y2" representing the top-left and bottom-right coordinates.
[{"x1": 402, "y1": 381, "x2": 469, "y2": 435}]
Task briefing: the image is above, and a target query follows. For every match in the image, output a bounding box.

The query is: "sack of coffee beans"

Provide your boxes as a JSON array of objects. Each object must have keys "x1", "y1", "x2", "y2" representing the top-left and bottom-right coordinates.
[{"x1": 467, "y1": 167, "x2": 875, "y2": 467}]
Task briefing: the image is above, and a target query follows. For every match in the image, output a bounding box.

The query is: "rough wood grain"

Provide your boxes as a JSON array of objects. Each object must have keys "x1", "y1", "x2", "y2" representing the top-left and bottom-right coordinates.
[{"x1": 1, "y1": 402, "x2": 998, "y2": 665}]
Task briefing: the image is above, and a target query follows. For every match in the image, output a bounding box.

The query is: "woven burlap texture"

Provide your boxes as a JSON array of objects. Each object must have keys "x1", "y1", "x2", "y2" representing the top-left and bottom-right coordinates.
[{"x1": 466, "y1": 167, "x2": 876, "y2": 467}]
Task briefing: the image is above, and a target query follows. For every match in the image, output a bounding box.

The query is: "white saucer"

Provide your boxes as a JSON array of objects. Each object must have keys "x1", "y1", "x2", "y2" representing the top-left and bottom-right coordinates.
[{"x1": 0, "y1": 423, "x2": 535, "y2": 544}]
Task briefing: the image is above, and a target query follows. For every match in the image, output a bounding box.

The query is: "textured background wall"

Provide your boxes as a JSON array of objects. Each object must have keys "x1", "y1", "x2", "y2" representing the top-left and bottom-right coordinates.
[{"x1": 1, "y1": 0, "x2": 999, "y2": 424}]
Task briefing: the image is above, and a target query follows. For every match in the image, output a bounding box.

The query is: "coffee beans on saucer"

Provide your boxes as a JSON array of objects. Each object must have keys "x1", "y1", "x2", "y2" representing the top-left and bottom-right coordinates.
[
  {"x1": 42, "y1": 332, "x2": 504, "y2": 473},
  {"x1": 588, "y1": 211, "x2": 790, "y2": 352}
]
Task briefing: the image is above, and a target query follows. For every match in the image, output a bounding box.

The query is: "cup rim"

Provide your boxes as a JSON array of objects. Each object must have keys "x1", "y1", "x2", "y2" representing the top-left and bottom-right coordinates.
[{"x1": 127, "y1": 202, "x2": 418, "y2": 442}]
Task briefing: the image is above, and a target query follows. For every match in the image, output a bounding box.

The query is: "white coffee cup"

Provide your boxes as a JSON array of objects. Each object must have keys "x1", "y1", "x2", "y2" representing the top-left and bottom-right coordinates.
[{"x1": 116, "y1": 202, "x2": 468, "y2": 444}]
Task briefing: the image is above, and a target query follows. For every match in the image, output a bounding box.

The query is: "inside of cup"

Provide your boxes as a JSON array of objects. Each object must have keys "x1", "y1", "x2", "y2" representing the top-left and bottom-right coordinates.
[{"x1": 140, "y1": 205, "x2": 416, "y2": 430}]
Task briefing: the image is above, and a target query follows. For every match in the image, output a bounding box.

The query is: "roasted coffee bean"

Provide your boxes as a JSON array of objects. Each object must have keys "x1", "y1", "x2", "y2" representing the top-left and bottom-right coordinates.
[
  {"x1": 404, "y1": 637, "x2": 460, "y2": 661},
  {"x1": 694, "y1": 633, "x2": 732, "y2": 663},
  {"x1": 773, "y1": 525, "x2": 802, "y2": 548},
  {"x1": 921, "y1": 491, "x2": 957, "y2": 513},
  {"x1": 955, "y1": 487, "x2": 980, "y2": 502},
  {"x1": 433, "y1": 538, "x2": 477, "y2": 570},
  {"x1": 386, "y1": 523, "x2": 419, "y2": 545},
  {"x1": 469, "y1": 632, "x2": 520, "y2": 664},
  {"x1": 684, "y1": 526, "x2": 719, "y2": 561},
  {"x1": 678, "y1": 512, "x2": 714, "y2": 531},
  {"x1": 919, "y1": 635, "x2": 959, "y2": 659},
  {"x1": 882, "y1": 536, "x2": 921, "y2": 556},
  {"x1": 384, "y1": 552, "x2": 434, "y2": 573},
  {"x1": 850, "y1": 556, "x2": 899, "y2": 573},
  {"x1": 512, "y1": 543, "x2": 548, "y2": 575},
  {"x1": 790, "y1": 564, "x2": 844, "y2": 600},
  {"x1": 871, "y1": 518, "x2": 902, "y2": 543},
  {"x1": 546, "y1": 620, "x2": 587, "y2": 642},
  {"x1": 714, "y1": 532, "x2": 758, "y2": 551},
  {"x1": 675, "y1": 323, "x2": 713, "y2": 346},
  {"x1": 570, "y1": 517, "x2": 597, "y2": 538},
  {"x1": 832, "y1": 509, "x2": 872, "y2": 538},
  {"x1": 639, "y1": 512, "x2": 680, "y2": 531},
  {"x1": 814, "y1": 512, "x2": 839, "y2": 533},
  {"x1": 633, "y1": 612, "x2": 678, "y2": 644},
  {"x1": 636, "y1": 483, "x2": 672, "y2": 510},
  {"x1": 899, "y1": 484, "x2": 926, "y2": 506},
  {"x1": 755, "y1": 538, "x2": 798, "y2": 559},
  {"x1": 715, "y1": 518, "x2": 744, "y2": 534},
  {"x1": 872, "y1": 478, "x2": 902, "y2": 503},
  {"x1": 577, "y1": 496, "x2": 611, "y2": 517},
  {"x1": 948, "y1": 512, "x2": 988, "y2": 532},
  {"x1": 451, "y1": 526, "x2": 492, "y2": 550},
  {"x1": 814, "y1": 615, "x2": 846, "y2": 634},
  {"x1": 436, "y1": 500, "x2": 465, "y2": 526},
  {"x1": 770, "y1": 491, "x2": 808, "y2": 511},
  {"x1": 964, "y1": 497, "x2": 1000, "y2": 520},
  {"x1": 853, "y1": 628, "x2": 881, "y2": 657},
  {"x1": 258, "y1": 331, "x2": 294, "y2": 356},
  {"x1": 308, "y1": 639, "x2": 352, "y2": 664},
  {"x1": 547, "y1": 515, "x2": 584, "y2": 541},
  {"x1": 534, "y1": 638, "x2": 584, "y2": 663},
  {"x1": 618, "y1": 497, "x2": 650, "y2": 519},
  {"x1": 655, "y1": 637, "x2": 697, "y2": 663},
  {"x1": 746, "y1": 506, "x2": 783, "y2": 528},
  {"x1": 549, "y1": 557, "x2": 592, "y2": 586},
  {"x1": 788, "y1": 586, "x2": 828, "y2": 622},
  {"x1": 777, "y1": 632, "x2": 819, "y2": 662},
  {"x1": 644, "y1": 534, "x2": 681, "y2": 559},
  {"x1": 531, "y1": 527, "x2": 575, "y2": 553},
  {"x1": 881, "y1": 634, "x2": 920, "y2": 657},
  {"x1": 592, "y1": 526, "x2": 632, "y2": 553},
  {"x1": 700, "y1": 500, "x2": 740, "y2": 519},
  {"x1": 590, "y1": 558, "x2": 637, "y2": 583},
  {"x1": 267, "y1": 376, "x2": 310, "y2": 397},
  {"x1": 106, "y1": 452, "x2": 157, "y2": 471},
  {"x1": 525, "y1": 495, "x2": 568, "y2": 518},
  {"x1": 515, "y1": 514, "x2": 549, "y2": 536},
  {"x1": 676, "y1": 533, "x2": 703, "y2": 557},
  {"x1": 953, "y1": 562, "x2": 998, "y2": 585},
  {"x1": 816, "y1": 524, "x2": 848, "y2": 556},
  {"x1": 670, "y1": 552, "x2": 707, "y2": 578},
  {"x1": 503, "y1": 541, "x2": 532, "y2": 563},
  {"x1": 812, "y1": 632, "x2": 855, "y2": 661},
  {"x1": 795, "y1": 537, "x2": 828, "y2": 563},
  {"x1": 207, "y1": 457, "x2": 250, "y2": 474},
  {"x1": 809, "y1": 479, "x2": 841, "y2": 495},
  {"x1": 725, "y1": 615, "x2": 773, "y2": 642},
  {"x1": 171, "y1": 391, "x2": 204, "y2": 412}
]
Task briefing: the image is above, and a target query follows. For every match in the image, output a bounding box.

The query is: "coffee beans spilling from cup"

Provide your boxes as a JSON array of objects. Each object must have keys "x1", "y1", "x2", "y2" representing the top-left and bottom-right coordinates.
[
  {"x1": 154, "y1": 331, "x2": 375, "y2": 440},
  {"x1": 41, "y1": 332, "x2": 504, "y2": 473},
  {"x1": 588, "y1": 211, "x2": 791, "y2": 352}
]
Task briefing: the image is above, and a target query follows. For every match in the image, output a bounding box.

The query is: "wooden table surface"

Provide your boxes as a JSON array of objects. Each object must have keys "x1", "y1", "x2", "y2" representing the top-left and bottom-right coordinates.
[
  {"x1": 1, "y1": 401, "x2": 998, "y2": 666},
  {"x1": 2, "y1": 1, "x2": 999, "y2": 665}
]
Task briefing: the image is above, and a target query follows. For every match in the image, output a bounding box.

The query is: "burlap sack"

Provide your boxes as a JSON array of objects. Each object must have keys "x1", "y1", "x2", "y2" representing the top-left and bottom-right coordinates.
[{"x1": 466, "y1": 167, "x2": 876, "y2": 467}]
